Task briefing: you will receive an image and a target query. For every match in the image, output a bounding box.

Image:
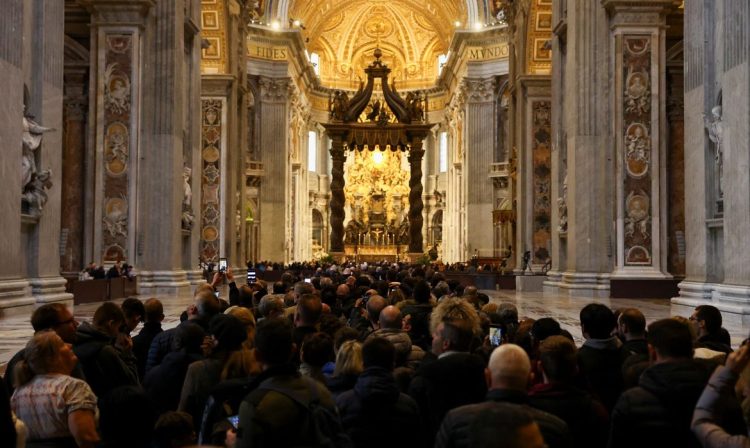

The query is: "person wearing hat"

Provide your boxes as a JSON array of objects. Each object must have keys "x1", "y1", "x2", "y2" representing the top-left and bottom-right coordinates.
[{"x1": 178, "y1": 314, "x2": 248, "y2": 428}]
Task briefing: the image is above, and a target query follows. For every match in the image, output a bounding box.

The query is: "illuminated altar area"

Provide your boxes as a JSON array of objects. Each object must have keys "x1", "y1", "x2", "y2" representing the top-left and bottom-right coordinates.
[{"x1": 343, "y1": 148, "x2": 410, "y2": 260}]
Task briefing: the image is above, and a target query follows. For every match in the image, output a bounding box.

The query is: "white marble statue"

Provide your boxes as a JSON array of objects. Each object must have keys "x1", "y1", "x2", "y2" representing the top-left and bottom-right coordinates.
[
  {"x1": 22, "y1": 107, "x2": 55, "y2": 189},
  {"x1": 183, "y1": 166, "x2": 192, "y2": 206},
  {"x1": 704, "y1": 105, "x2": 724, "y2": 196},
  {"x1": 557, "y1": 174, "x2": 568, "y2": 233}
]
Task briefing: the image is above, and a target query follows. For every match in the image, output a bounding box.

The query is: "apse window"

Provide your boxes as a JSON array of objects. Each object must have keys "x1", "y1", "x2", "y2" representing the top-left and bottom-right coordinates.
[
  {"x1": 438, "y1": 54, "x2": 448, "y2": 76},
  {"x1": 310, "y1": 52, "x2": 320, "y2": 76},
  {"x1": 439, "y1": 132, "x2": 448, "y2": 173},
  {"x1": 308, "y1": 131, "x2": 317, "y2": 172}
]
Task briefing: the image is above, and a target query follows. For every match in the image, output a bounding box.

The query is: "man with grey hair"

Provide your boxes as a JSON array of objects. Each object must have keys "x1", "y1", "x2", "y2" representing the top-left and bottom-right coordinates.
[
  {"x1": 258, "y1": 294, "x2": 285, "y2": 321},
  {"x1": 435, "y1": 344, "x2": 569, "y2": 448}
]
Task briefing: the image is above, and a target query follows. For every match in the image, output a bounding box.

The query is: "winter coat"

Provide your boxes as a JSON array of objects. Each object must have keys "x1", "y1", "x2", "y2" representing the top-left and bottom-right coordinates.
[
  {"x1": 336, "y1": 367, "x2": 420, "y2": 448},
  {"x1": 143, "y1": 349, "x2": 203, "y2": 413},
  {"x1": 132, "y1": 321, "x2": 162, "y2": 380},
  {"x1": 578, "y1": 337, "x2": 624, "y2": 411},
  {"x1": 326, "y1": 373, "x2": 359, "y2": 399},
  {"x1": 408, "y1": 352, "x2": 487, "y2": 447},
  {"x1": 145, "y1": 320, "x2": 207, "y2": 374},
  {"x1": 435, "y1": 388, "x2": 570, "y2": 448},
  {"x1": 608, "y1": 359, "x2": 715, "y2": 448},
  {"x1": 72, "y1": 322, "x2": 138, "y2": 399},
  {"x1": 367, "y1": 328, "x2": 424, "y2": 369},
  {"x1": 529, "y1": 382, "x2": 609, "y2": 448},
  {"x1": 399, "y1": 302, "x2": 433, "y2": 350},
  {"x1": 692, "y1": 365, "x2": 750, "y2": 448}
]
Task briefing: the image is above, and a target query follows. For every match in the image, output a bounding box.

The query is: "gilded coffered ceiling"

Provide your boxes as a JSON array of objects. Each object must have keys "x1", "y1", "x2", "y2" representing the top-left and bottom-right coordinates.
[{"x1": 289, "y1": 0, "x2": 467, "y2": 90}]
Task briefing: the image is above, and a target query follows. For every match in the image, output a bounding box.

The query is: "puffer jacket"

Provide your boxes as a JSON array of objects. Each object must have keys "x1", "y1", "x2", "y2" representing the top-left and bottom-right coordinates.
[
  {"x1": 367, "y1": 328, "x2": 424, "y2": 369},
  {"x1": 608, "y1": 359, "x2": 715, "y2": 448},
  {"x1": 336, "y1": 367, "x2": 420, "y2": 448},
  {"x1": 692, "y1": 365, "x2": 750, "y2": 448},
  {"x1": 73, "y1": 322, "x2": 138, "y2": 398}
]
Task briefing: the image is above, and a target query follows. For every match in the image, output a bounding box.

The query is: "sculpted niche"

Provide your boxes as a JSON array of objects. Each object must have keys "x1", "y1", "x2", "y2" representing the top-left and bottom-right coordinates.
[{"x1": 22, "y1": 102, "x2": 55, "y2": 215}]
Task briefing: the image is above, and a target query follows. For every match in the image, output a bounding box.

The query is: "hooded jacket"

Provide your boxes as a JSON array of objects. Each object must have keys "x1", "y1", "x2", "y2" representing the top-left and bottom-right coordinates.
[
  {"x1": 608, "y1": 359, "x2": 714, "y2": 448},
  {"x1": 73, "y1": 321, "x2": 139, "y2": 398},
  {"x1": 336, "y1": 367, "x2": 420, "y2": 448}
]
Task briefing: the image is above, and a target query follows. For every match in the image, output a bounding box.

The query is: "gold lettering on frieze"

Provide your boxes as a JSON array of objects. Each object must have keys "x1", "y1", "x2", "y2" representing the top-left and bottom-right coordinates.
[
  {"x1": 467, "y1": 44, "x2": 510, "y2": 61},
  {"x1": 247, "y1": 43, "x2": 288, "y2": 61}
]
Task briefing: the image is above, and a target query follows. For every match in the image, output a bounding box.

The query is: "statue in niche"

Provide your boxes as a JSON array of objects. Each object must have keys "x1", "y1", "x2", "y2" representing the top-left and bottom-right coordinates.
[
  {"x1": 366, "y1": 99, "x2": 381, "y2": 122},
  {"x1": 329, "y1": 90, "x2": 349, "y2": 121},
  {"x1": 181, "y1": 165, "x2": 194, "y2": 230},
  {"x1": 625, "y1": 191, "x2": 650, "y2": 240},
  {"x1": 557, "y1": 174, "x2": 568, "y2": 233},
  {"x1": 397, "y1": 218, "x2": 410, "y2": 245},
  {"x1": 22, "y1": 104, "x2": 55, "y2": 212},
  {"x1": 704, "y1": 105, "x2": 724, "y2": 196}
]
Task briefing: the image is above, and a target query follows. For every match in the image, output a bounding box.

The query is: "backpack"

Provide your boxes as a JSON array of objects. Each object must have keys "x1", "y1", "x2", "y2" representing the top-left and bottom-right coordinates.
[{"x1": 247, "y1": 376, "x2": 353, "y2": 448}]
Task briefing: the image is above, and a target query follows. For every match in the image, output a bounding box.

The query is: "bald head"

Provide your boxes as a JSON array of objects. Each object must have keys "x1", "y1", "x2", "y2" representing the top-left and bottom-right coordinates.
[
  {"x1": 464, "y1": 286, "x2": 478, "y2": 296},
  {"x1": 366, "y1": 295, "x2": 387, "y2": 324},
  {"x1": 336, "y1": 284, "x2": 350, "y2": 297},
  {"x1": 488, "y1": 344, "x2": 531, "y2": 391},
  {"x1": 379, "y1": 305, "x2": 402, "y2": 329}
]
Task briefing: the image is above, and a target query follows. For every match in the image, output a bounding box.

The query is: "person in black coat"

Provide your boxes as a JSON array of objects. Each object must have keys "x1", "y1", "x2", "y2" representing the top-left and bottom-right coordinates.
[
  {"x1": 435, "y1": 344, "x2": 569, "y2": 448},
  {"x1": 73, "y1": 302, "x2": 139, "y2": 399},
  {"x1": 132, "y1": 298, "x2": 164, "y2": 380},
  {"x1": 528, "y1": 336, "x2": 608, "y2": 448},
  {"x1": 337, "y1": 338, "x2": 420, "y2": 448},
  {"x1": 577, "y1": 303, "x2": 624, "y2": 412},
  {"x1": 143, "y1": 322, "x2": 205, "y2": 413},
  {"x1": 408, "y1": 318, "x2": 487, "y2": 447},
  {"x1": 401, "y1": 280, "x2": 434, "y2": 351},
  {"x1": 608, "y1": 318, "x2": 744, "y2": 448}
]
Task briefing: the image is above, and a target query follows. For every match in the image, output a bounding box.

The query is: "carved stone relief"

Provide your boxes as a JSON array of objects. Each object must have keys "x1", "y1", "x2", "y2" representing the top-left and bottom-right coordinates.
[
  {"x1": 101, "y1": 34, "x2": 133, "y2": 262},
  {"x1": 200, "y1": 99, "x2": 223, "y2": 261},
  {"x1": 622, "y1": 36, "x2": 653, "y2": 265},
  {"x1": 532, "y1": 101, "x2": 552, "y2": 263}
]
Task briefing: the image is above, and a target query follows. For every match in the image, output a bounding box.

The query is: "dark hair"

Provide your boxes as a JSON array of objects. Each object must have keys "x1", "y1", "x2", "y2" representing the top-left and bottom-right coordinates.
[
  {"x1": 238, "y1": 285, "x2": 254, "y2": 308},
  {"x1": 580, "y1": 303, "x2": 616, "y2": 339},
  {"x1": 272, "y1": 281, "x2": 287, "y2": 294},
  {"x1": 469, "y1": 403, "x2": 536, "y2": 448},
  {"x1": 648, "y1": 319, "x2": 693, "y2": 359},
  {"x1": 255, "y1": 318, "x2": 294, "y2": 365},
  {"x1": 695, "y1": 305, "x2": 722, "y2": 335},
  {"x1": 121, "y1": 298, "x2": 145, "y2": 322},
  {"x1": 208, "y1": 314, "x2": 247, "y2": 352},
  {"x1": 333, "y1": 326, "x2": 360, "y2": 352},
  {"x1": 99, "y1": 385, "x2": 157, "y2": 447},
  {"x1": 413, "y1": 280, "x2": 431, "y2": 303},
  {"x1": 297, "y1": 294, "x2": 322, "y2": 326},
  {"x1": 538, "y1": 335, "x2": 578, "y2": 382},
  {"x1": 362, "y1": 337, "x2": 396, "y2": 370},
  {"x1": 173, "y1": 322, "x2": 205, "y2": 353},
  {"x1": 530, "y1": 318, "x2": 561, "y2": 343},
  {"x1": 441, "y1": 319, "x2": 474, "y2": 352},
  {"x1": 194, "y1": 290, "x2": 222, "y2": 318},
  {"x1": 153, "y1": 411, "x2": 195, "y2": 448},
  {"x1": 30, "y1": 303, "x2": 68, "y2": 332},
  {"x1": 301, "y1": 332, "x2": 334, "y2": 367},
  {"x1": 143, "y1": 298, "x2": 164, "y2": 323},
  {"x1": 93, "y1": 302, "x2": 125, "y2": 328},
  {"x1": 619, "y1": 308, "x2": 646, "y2": 335}
]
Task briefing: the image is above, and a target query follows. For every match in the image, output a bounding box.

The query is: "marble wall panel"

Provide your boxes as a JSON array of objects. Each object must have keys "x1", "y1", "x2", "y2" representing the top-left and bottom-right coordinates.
[
  {"x1": 200, "y1": 98, "x2": 223, "y2": 262},
  {"x1": 622, "y1": 36, "x2": 653, "y2": 266},
  {"x1": 532, "y1": 100, "x2": 551, "y2": 263},
  {"x1": 101, "y1": 34, "x2": 133, "y2": 262}
]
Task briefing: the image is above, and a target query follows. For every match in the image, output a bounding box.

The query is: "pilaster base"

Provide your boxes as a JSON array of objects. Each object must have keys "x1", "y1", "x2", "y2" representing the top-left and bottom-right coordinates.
[
  {"x1": 672, "y1": 281, "x2": 750, "y2": 325},
  {"x1": 0, "y1": 279, "x2": 35, "y2": 316},
  {"x1": 30, "y1": 277, "x2": 74, "y2": 307},
  {"x1": 610, "y1": 267, "x2": 672, "y2": 280},
  {"x1": 543, "y1": 270, "x2": 563, "y2": 294},
  {"x1": 138, "y1": 270, "x2": 191, "y2": 296},
  {"x1": 557, "y1": 272, "x2": 611, "y2": 298},
  {"x1": 186, "y1": 270, "x2": 206, "y2": 286},
  {"x1": 517, "y1": 275, "x2": 546, "y2": 292}
]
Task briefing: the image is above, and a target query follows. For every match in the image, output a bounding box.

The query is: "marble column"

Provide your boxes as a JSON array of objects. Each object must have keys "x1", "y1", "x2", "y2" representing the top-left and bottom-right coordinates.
[
  {"x1": 407, "y1": 144, "x2": 425, "y2": 254},
  {"x1": 556, "y1": 0, "x2": 612, "y2": 297},
  {"x1": 0, "y1": 0, "x2": 34, "y2": 313},
  {"x1": 674, "y1": 1, "x2": 750, "y2": 322},
  {"x1": 137, "y1": 0, "x2": 191, "y2": 295},
  {"x1": 464, "y1": 78, "x2": 497, "y2": 259},
  {"x1": 61, "y1": 70, "x2": 88, "y2": 277},
  {"x1": 604, "y1": 0, "x2": 678, "y2": 281},
  {"x1": 25, "y1": 0, "x2": 73, "y2": 305},
  {"x1": 329, "y1": 140, "x2": 346, "y2": 254},
  {"x1": 257, "y1": 77, "x2": 291, "y2": 261}
]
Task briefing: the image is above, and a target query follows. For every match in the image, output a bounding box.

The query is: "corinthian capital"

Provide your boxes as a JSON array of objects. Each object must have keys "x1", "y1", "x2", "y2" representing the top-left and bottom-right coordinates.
[
  {"x1": 259, "y1": 77, "x2": 292, "y2": 102},
  {"x1": 462, "y1": 78, "x2": 496, "y2": 103}
]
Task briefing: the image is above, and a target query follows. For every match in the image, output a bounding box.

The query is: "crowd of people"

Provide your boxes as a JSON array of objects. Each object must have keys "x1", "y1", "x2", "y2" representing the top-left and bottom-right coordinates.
[{"x1": 2, "y1": 262, "x2": 750, "y2": 447}]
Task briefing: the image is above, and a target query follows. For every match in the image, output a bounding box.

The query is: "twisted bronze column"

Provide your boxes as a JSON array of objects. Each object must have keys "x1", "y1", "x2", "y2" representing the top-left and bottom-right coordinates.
[
  {"x1": 408, "y1": 145, "x2": 425, "y2": 253},
  {"x1": 329, "y1": 142, "x2": 347, "y2": 253}
]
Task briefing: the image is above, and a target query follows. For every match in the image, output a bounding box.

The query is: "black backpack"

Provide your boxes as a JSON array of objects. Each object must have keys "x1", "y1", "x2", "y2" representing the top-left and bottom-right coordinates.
[{"x1": 245, "y1": 376, "x2": 352, "y2": 448}]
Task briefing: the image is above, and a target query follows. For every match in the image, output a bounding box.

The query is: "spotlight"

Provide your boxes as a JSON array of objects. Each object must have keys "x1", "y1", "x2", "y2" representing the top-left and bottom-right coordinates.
[
  {"x1": 473, "y1": 22, "x2": 482, "y2": 30},
  {"x1": 454, "y1": 21, "x2": 461, "y2": 27},
  {"x1": 271, "y1": 20, "x2": 281, "y2": 30}
]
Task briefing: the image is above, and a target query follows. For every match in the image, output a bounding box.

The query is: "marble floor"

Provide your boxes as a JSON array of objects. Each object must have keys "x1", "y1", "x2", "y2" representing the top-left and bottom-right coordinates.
[{"x1": 1, "y1": 289, "x2": 748, "y2": 375}]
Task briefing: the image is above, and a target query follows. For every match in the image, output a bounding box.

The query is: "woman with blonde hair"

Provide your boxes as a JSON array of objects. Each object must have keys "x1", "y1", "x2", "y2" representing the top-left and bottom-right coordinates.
[
  {"x1": 11, "y1": 331, "x2": 99, "y2": 448},
  {"x1": 327, "y1": 340, "x2": 364, "y2": 398}
]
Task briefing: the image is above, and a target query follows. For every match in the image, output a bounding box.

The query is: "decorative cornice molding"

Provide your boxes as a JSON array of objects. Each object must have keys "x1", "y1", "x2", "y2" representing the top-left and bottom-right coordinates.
[
  {"x1": 462, "y1": 78, "x2": 497, "y2": 103},
  {"x1": 258, "y1": 77, "x2": 292, "y2": 102},
  {"x1": 79, "y1": 0, "x2": 155, "y2": 27}
]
